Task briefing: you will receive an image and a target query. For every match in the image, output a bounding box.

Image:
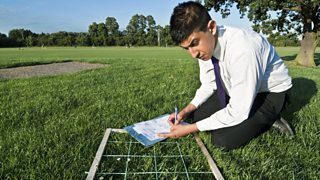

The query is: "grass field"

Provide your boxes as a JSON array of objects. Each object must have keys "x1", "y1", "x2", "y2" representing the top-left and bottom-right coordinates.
[{"x1": 0, "y1": 46, "x2": 319, "y2": 179}]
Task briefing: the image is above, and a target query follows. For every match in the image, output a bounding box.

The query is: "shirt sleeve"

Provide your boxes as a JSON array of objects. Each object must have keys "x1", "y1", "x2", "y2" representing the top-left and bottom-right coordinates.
[
  {"x1": 196, "y1": 49, "x2": 266, "y2": 131},
  {"x1": 190, "y1": 60, "x2": 217, "y2": 108}
]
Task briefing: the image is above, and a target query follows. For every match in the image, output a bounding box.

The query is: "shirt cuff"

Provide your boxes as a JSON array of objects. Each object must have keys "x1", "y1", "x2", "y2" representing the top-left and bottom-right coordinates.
[
  {"x1": 195, "y1": 114, "x2": 229, "y2": 131},
  {"x1": 196, "y1": 118, "x2": 213, "y2": 131},
  {"x1": 190, "y1": 98, "x2": 201, "y2": 109}
]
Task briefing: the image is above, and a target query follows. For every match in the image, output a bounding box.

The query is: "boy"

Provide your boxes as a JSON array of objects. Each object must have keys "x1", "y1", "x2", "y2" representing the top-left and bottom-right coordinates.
[{"x1": 158, "y1": 1, "x2": 294, "y2": 150}]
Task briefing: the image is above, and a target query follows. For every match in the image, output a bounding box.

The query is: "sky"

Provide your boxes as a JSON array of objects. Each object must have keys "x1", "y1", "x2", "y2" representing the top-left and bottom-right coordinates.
[{"x1": 0, "y1": 0, "x2": 253, "y2": 35}]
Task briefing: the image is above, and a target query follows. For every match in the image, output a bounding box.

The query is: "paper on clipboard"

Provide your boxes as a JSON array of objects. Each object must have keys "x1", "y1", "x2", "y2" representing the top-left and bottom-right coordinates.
[
  {"x1": 124, "y1": 114, "x2": 171, "y2": 147},
  {"x1": 132, "y1": 114, "x2": 171, "y2": 141}
]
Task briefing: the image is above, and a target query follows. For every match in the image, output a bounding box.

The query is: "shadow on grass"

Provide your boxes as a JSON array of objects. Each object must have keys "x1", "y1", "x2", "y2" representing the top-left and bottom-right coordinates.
[
  {"x1": 282, "y1": 77, "x2": 318, "y2": 125},
  {"x1": 281, "y1": 55, "x2": 297, "y2": 61},
  {"x1": 281, "y1": 53, "x2": 320, "y2": 66},
  {"x1": 0, "y1": 60, "x2": 73, "y2": 69},
  {"x1": 315, "y1": 53, "x2": 320, "y2": 66}
]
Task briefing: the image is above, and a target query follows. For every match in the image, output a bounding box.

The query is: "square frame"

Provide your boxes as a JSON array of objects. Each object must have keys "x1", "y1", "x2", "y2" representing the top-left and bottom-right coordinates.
[{"x1": 86, "y1": 128, "x2": 224, "y2": 180}]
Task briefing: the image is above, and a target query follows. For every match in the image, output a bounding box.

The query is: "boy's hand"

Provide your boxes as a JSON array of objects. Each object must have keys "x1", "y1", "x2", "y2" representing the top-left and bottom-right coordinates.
[
  {"x1": 167, "y1": 112, "x2": 182, "y2": 126},
  {"x1": 157, "y1": 123, "x2": 199, "y2": 138},
  {"x1": 167, "y1": 103, "x2": 197, "y2": 126}
]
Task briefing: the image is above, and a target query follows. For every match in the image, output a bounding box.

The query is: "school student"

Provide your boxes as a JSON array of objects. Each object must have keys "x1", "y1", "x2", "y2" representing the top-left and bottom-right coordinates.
[{"x1": 158, "y1": 1, "x2": 294, "y2": 150}]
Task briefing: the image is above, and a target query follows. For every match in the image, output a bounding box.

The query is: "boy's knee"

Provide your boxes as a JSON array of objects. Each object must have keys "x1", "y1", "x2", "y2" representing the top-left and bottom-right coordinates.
[{"x1": 212, "y1": 138, "x2": 240, "y2": 150}]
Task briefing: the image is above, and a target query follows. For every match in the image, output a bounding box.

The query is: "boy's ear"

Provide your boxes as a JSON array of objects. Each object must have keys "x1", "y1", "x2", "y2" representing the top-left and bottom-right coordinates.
[{"x1": 207, "y1": 20, "x2": 217, "y2": 35}]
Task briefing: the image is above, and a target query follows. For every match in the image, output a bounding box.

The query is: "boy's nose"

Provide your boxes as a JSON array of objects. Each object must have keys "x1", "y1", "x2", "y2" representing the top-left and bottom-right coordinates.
[{"x1": 188, "y1": 47, "x2": 199, "y2": 58}]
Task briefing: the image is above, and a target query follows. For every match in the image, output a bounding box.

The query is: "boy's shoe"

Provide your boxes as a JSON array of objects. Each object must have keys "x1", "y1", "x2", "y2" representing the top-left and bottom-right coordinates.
[{"x1": 272, "y1": 117, "x2": 295, "y2": 136}]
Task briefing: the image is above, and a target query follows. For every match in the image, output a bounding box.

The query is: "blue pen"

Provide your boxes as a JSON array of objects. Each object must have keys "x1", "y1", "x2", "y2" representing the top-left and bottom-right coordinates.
[{"x1": 174, "y1": 106, "x2": 178, "y2": 124}]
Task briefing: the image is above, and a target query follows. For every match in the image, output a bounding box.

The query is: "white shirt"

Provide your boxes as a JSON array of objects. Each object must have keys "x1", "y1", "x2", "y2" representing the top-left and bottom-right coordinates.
[{"x1": 191, "y1": 26, "x2": 292, "y2": 131}]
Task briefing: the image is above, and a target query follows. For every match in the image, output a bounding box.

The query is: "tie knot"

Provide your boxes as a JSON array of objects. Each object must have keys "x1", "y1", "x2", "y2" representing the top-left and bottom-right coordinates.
[{"x1": 211, "y1": 56, "x2": 219, "y2": 64}]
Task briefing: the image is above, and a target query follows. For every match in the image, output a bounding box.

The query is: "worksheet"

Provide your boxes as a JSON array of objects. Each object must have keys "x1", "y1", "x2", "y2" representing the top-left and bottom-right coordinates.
[
  {"x1": 132, "y1": 114, "x2": 171, "y2": 141},
  {"x1": 124, "y1": 114, "x2": 171, "y2": 147}
]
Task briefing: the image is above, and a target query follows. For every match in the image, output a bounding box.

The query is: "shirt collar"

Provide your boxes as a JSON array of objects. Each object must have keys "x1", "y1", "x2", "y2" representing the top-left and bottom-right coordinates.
[{"x1": 213, "y1": 25, "x2": 226, "y2": 62}]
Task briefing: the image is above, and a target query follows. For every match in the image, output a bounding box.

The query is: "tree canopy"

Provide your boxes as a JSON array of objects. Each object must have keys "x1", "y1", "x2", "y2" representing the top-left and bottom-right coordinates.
[
  {"x1": 203, "y1": 0, "x2": 319, "y2": 67},
  {"x1": 1, "y1": 14, "x2": 174, "y2": 48}
]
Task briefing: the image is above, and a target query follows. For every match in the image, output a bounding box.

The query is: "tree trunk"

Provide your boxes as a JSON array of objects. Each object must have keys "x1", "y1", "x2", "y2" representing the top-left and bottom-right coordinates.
[{"x1": 295, "y1": 31, "x2": 318, "y2": 67}]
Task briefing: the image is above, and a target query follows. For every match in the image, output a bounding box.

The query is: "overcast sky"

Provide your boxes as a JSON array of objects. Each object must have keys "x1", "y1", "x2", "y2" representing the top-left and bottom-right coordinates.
[{"x1": 0, "y1": 0, "x2": 253, "y2": 35}]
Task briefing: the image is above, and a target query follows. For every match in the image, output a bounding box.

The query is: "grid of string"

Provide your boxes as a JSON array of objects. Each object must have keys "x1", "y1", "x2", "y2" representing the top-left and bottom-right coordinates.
[{"x1": 95, "y1": 141, "x2": 212, "y2": 179}]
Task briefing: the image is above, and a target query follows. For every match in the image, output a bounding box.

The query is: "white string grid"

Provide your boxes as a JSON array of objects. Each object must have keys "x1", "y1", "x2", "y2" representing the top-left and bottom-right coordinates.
[{"x1": 94, "y1": 133, "x2": 215, "y2": 180}]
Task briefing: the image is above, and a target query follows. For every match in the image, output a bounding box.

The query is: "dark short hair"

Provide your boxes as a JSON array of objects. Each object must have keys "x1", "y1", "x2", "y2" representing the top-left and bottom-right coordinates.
[{"x1": 170, "y1": 1, "x2": 212, "y2": 44}]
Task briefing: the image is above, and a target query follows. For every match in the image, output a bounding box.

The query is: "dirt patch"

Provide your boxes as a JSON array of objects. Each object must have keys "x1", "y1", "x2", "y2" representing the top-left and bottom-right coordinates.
[{"x1": 0, "y1": 61, "x2": 107, "y2": 79}]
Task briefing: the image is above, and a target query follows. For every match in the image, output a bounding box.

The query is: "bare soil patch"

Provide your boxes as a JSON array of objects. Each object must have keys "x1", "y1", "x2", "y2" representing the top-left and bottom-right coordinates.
[{"x1": 0, "y1": 61, "x2": 107, "y2": 79}]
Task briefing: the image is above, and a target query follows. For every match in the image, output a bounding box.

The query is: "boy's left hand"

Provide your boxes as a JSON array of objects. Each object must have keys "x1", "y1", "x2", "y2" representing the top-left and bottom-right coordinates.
[{"x1": 157, "y1": 123, "x2": 199, "y2": 138}]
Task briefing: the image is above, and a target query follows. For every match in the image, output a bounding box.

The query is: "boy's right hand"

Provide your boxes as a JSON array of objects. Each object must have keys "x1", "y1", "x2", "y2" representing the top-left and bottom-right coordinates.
[
  {"x1": 167, "y1": 103, "x2": 196, "y2": 126},
  {"x1": 167, "y1": 111, "x2": 185, "y2": 126}
]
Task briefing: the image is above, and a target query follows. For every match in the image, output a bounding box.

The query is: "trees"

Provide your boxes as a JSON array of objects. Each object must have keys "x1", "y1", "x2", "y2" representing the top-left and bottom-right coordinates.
[
  {"x1": 0, "y1": 33, "x2": 13, "y2": 47},
  {"x1": 0, "y1": 33, "x2": 6, "y2": 47},
  {"x1": 158, "y1": 25, "x2": 174, "y2": 47},
  {"x1": 126, "y1": 14, "x2": 147, "y2": 46},
  {"x1": 267, "y1": 32, "x2": 299, "y2": 47},
  {"x1": 105, "y1": 17, "x2": 120, "y2": 46},
  {"x1": 49, "y1": 31, "x2": 76, "y2": 46},
  {"x1": 25, "y1": 36, "x2": 34, "y2": 47},
  {"x1": 88, "y1": 22, "x2": 108, "y2": 46},
  {"x1": 145, "y1": 15, "x2": 158, "y2": 46},
  {"x1": 88, "y1": 22, "x2": 99, "y2": 46},
  {"x1": 8, "y1": 29, "x2": 35, "y2": 47},
  {"x1": 76, "y1": 32, "x2": 91, "y2": 46},
  {"x1": 37, "y1": 33, "x2": 50, "y2": 47},
  {"x1": 89, "y1": 17, "x2": 121, "y2": 46},
  {"x1": 204, "y1": 0, "x2": 319, "y2": 67},
  {"x1": 97, "y1": 23, "x2": 108, "y2": 46},
  {"x1": 125, "y1": 14, "x2": 161, "y2": 46},
  {"x1": 1, "y1": 15, "x2": 176, "y2": 47}
]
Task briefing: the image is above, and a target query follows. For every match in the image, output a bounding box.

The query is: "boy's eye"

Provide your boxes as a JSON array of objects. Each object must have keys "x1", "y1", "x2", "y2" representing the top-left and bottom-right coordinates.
[
  {"x1": 180, "y1": 39, "x2": 199, "y2": 50},
  {"x1": 190, "y1": 40, "x2": 199, "y2": 47}
]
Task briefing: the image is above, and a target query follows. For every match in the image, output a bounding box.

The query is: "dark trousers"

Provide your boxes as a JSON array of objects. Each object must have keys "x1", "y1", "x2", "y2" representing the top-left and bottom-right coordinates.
[{"x1": 190, "y1": 90, "x2": 290, "y2": 150}]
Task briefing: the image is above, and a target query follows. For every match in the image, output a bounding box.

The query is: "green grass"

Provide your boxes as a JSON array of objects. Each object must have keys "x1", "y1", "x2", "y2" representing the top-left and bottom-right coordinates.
[
  {"x1": 97, "y1": 133, "x2": 214, "y2": 179},
  {"x1": 0, "y1": 47, "x2": 319, "y2": 179},
  {"x1": 0, "y1": 47, "x2": 188, "y2": 68}
]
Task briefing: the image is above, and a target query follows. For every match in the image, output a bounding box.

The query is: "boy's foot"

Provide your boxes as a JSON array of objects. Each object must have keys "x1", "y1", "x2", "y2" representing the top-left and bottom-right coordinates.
[{"x1": 272, "y1": 117, "x2": 295, "y2": 136}]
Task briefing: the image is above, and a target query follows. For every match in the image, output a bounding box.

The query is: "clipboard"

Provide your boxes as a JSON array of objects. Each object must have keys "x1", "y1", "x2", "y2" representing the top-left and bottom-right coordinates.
[{"x1": 124, "y1": 114, "x2": 170, "y2": 147}]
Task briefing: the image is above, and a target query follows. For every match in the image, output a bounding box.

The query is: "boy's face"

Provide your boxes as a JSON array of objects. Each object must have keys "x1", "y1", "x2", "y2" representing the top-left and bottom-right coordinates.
[{"x1": 180, "y1": 20, "x2": 217, "y2": 61}]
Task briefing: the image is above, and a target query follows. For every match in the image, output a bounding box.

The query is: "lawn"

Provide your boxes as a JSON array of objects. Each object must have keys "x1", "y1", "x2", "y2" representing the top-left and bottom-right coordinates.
[{"x1": 0, "y1": 46, "x2": 319, "y2": 179}]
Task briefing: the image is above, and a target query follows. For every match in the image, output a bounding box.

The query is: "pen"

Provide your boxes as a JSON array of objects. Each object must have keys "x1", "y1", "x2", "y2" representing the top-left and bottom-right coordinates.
[{"x1": 174, "y1": 106, "x2": 178, "y2": 124}]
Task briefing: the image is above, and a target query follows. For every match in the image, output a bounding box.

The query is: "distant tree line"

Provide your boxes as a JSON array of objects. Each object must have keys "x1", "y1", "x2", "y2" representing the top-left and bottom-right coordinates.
[
  {"x1": 0, "y1": 14, "x2": 305, "y2": 48},
  {"x1": 0, "y1": 14, "x2": 174, "y2": 48},
  {"x1": 267, "y1": 32, "x2": 301, "y2": 47}
]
